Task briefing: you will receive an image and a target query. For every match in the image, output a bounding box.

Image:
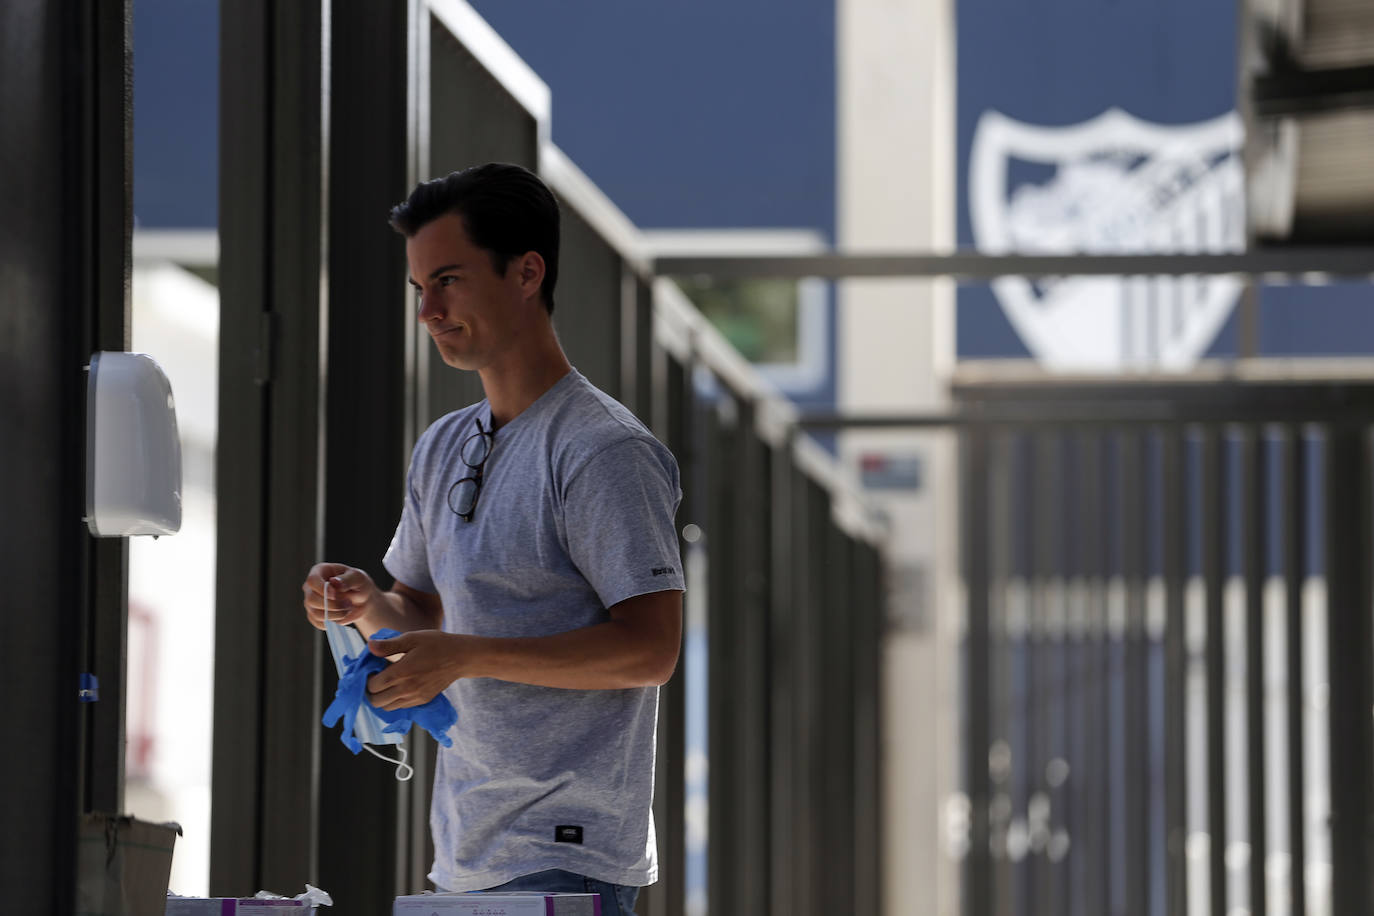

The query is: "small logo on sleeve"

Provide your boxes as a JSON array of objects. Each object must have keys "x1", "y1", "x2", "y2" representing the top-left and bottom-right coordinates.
[
  {"x1": 651, "y1": 566, "x2": 676, "y2": 577},
  {"x1": 555, "y1": 825, "x2": 583, "y2": 844}
]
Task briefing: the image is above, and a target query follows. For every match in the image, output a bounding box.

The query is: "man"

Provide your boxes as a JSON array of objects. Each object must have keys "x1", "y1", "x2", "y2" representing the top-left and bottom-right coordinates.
[{"x1": 301, "y1": 163, "x2": 684, "y2": 915}]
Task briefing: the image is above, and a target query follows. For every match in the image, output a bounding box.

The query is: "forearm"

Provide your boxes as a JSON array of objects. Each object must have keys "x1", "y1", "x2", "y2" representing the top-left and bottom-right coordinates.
[
  {"x1": 363, "y1": 591, "x2": 682, "y2": 708},
  {"x1": 455, "y1": 618, "x2": 678, "y2": 690}
]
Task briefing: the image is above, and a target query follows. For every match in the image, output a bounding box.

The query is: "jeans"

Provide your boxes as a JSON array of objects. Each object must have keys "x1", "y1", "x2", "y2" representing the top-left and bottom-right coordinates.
[{"x1": 479, "y1": 868, "x2": 640, "y2": 916}]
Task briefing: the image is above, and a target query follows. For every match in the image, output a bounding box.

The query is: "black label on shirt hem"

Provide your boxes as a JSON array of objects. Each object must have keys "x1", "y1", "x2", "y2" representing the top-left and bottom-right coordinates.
[{"x1": 554, "y1": 825, "x2": 583, "y2": 844}]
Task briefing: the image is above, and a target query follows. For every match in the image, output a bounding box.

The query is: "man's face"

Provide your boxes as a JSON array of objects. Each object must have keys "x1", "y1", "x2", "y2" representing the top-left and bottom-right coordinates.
[{"x1": 406, "y1": 212, "x2": 541, "y2": 371}]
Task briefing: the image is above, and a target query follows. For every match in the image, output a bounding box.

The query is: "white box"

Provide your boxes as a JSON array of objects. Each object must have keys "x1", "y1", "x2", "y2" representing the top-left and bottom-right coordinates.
[
  {"x1": 393, "y1": 891, "x2": 600, "y2": 916},
  {"x1": 165, "y1": 899, "x2": 314, "y2": 915}
]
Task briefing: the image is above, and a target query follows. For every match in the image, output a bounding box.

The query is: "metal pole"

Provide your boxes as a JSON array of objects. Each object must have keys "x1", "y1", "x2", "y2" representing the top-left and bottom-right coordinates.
[
  {"x1": 1202, "y1": 428, "x2": 1228, "y2": 916},
  {"x1": 1283, "y1": 425, "x2": 1308, "y2": 916},
  {"x1": 852, "y1": 539, "x2": 883, "y2": 916},
  {"x1": 320, "y1": 0, "x2": 416, "y2": 905},
  {"x1": 214, "y1": 0, "x2": 328, "y2": 893},
  {"x1": 1122, "y1": 430, "x2": 1150, "y2": 916},
  {"x1": 706, "y1": 395, "x2": 739, "y2": 915},
  {"x1": 769, "y1": 434, "x2": 798, "y2": 916},
  {"x1": 651, "y1": 352, "x2": 691, "y2": 916},
  {"x1": 1243, "y1": 427, "x2": 1268, "y2": 916},
  {"x1": 1082, "y1": 431, "x2": 1112, "y2": 916},
  {"x1": 962, "y1": 427, "x2": 992, "y2": 916},
  {"x1": 733, "y1": 404, "x2": 770, "y2": 915},
  {"x1": 990, "y1": 432, "x2": 1016, "y2": 915},
  {"x1": 1162, "y1": 428, "x2": 1189, "y2": 916},
  {"x1": 652, "y1": 248, "x2": 1374, "y2": 281}
]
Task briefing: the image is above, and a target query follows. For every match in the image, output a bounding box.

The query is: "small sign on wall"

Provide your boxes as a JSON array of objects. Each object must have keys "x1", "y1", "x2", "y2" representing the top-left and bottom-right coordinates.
[{"x1": 859, "y1": 451, "x2": 924, "y2": 491}]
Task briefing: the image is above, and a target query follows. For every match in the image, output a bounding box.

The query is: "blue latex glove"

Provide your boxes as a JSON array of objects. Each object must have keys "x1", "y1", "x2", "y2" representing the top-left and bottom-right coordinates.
[{"x1": 321, "y1": 628, "x2": 457, "y2": 753}]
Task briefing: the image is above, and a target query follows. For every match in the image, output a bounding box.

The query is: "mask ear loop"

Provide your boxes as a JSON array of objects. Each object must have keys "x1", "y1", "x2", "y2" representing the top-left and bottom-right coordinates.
[
  {"x1": 364, "y1": 743, "x2": 414, "y2": 781},
  {"x1": 325, "y1": 578, "x2": 415, "y2": 782}
]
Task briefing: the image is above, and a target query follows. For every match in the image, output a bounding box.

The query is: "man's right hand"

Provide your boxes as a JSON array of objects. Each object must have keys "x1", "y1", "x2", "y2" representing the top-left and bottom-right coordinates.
[{"x1": 303, "y1": 563, "x2": 386, "y2": 631}]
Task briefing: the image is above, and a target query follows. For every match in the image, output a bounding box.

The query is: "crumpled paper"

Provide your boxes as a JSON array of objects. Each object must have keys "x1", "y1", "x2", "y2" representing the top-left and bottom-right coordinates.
[{"x1": 251, "y1": 884, "x2": 334, "y2": 906}]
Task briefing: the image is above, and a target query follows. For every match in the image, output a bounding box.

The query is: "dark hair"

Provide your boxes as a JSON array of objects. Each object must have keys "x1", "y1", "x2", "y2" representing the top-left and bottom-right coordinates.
[{"x1": 389, "y1": 163, "x2": 560, "y2": 314}]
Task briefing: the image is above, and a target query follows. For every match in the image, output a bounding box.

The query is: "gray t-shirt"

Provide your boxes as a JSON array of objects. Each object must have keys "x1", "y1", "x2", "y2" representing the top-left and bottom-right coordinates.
[{"x1": 382, "y1": 368, "x2": 685, "y2": 892}]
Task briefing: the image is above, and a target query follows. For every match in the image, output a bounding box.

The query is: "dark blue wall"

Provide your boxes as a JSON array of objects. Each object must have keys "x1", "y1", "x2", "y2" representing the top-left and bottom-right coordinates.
[
  {"x1": 468, "y1": 1, "x2": 836, "y2": 238},
  {"x1": 132, "y1": 0, "x2": 218, "y2": 230},
  {"x1": 135, "y1": 0, "x2": 836, "y2": 239}
]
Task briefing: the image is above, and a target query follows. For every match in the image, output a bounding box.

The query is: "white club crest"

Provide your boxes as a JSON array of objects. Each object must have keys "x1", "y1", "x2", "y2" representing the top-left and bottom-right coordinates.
[{"x1": 969, "y1": 108, "x2": 1245, "y2": 371}]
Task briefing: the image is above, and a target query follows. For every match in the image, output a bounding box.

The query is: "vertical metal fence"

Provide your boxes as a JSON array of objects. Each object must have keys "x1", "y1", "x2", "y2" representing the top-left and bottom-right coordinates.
[
  {"x1": 648, "y1": 279, "x2": 887, "y2": 916},
  {"x1": 955, "y1": 375, "x2": 1374, "y2": 916}
]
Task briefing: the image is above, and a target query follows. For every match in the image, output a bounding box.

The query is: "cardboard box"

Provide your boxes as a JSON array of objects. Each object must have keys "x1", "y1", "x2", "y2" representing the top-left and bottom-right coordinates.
[
  {"x1": 165, "y1": 899, "x2": 314, "y2": 915},
  {"x1": 77, "y1": 813, "x2": 181, "y2": 916},
  {"x1": 393, "y1": 891, "x2": 600, "y2": 916}
]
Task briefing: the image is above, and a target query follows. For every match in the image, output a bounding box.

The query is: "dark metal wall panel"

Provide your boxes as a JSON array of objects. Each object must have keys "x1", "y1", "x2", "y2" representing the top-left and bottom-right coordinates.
[
  {"x1": 420, "y1": 14, "x2": 537, "y2": 426},
  {"x1": 1001, "y1": 433, "x2": 1026, "y2": 916},
  {"x1": 820, "y1": 523, "x2": 856, "y2": 915},
  {"x1": 987, "y1": 431, "x2": 1015, "y2": 914},
  {"x1": 1084, "y1": 433, "x2": 1112, "y2": 916},
  {"x1": 1161, "y1": 428, "x2": 1188, "y2": 916},
  {"x1": 794, "y1": 475, "x2": 827, "y2": 916},
  {"x1": 1120, "y1": 430, "x2": 1149, "y2": 916},
  {"x1": 80, "y1": 0, "x2": 135, "y2": 822},
  {"x1": 704, "y1": 393, "x2": 737, "y2": 915},
  {"x1": 628, "y1": 275, "x2": 655, "y2": 422},
  {"x1": 961, "y1": 427, "x2": 992, "y2": 916},
  {"x1": 254, "y1": 0, "x2": 330, "y2": 888},
  {"x1": 213, "y1": 0, "x2": 327, "y2": 894},
  {"x1": 733, "y1": 417, "x2": 772, "y2": 916},
  {"x1": 1283, "y1": 425, "x2": 1308, "y2": 916},
  {"x1": 211, "y1": 0, "x2": 273, "y2": 888},
  {"x1": 1242, "y1": 427, "x2": 1268, "y2": 916},
  {"x1": 1064, "y1": 432, "x2": 1100, "y2": 916},
  {"x1": 768, "y1": 439, "x2": 799, "y2": 916},
  {"x1": 1062, "y1": 433, "x2": 1086, "y2": 916},
  {"x1": 1201, "y1": 428, "x2": 1228, "y2": 916},
  {"x1": 427, "y1": 15, "x2": 537, "y2": 176},
  {"x1": 704, "y1": 395, "x2": 771, "y2": 915},
  {"x1": 553, "y1": 205, "x2": 622, "y2": 399},
  {"x1": 643, "y1": 350, "x2": 691, "y2": 916},
  {"x1": 636, "y1": 357, "x2": 884, "y2": 916},
  {"x1": 1030, "y1": 433, "x2": 1065, "y2": 916},
  {"x1": 0, "y1": 0, "x2": 130, "y2": 907},
  {"x1": 851, "y1": 538, "x2": 884, "y2": 916},
  {"x1": 318, "y1": 1, "x2": 419, "y2": 908}
]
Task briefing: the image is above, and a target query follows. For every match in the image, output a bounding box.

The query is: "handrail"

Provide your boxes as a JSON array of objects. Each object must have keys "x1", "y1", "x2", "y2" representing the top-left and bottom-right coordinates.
[{"x1": 425, "y1": 0, "x2": 551, "y2": 151}]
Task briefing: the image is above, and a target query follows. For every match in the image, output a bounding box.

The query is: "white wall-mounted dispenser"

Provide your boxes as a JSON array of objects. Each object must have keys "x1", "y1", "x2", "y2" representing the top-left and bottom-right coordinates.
[{"x1": 85, "y1": 351, "x2": 183, "y2": 537}]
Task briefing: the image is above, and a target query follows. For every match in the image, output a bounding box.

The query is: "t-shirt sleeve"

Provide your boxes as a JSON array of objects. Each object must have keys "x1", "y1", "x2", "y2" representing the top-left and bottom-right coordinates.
[
  {"x1": 563, "y1": 437, "x2": 686, "y2": 609},
  {"x1": 382, "y1": 441, "x2": 437, "y2": 594}
]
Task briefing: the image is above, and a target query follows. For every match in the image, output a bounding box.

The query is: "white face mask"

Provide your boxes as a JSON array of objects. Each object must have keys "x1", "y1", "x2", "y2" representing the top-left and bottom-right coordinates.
[{"x1": 323, "y1": 602, "x2": 414, "y2": 782}]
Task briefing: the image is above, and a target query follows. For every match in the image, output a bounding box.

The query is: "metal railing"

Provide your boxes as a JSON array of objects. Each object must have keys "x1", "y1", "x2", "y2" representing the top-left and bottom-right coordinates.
[{"x1": 952, "y1": 370, "x2": 1374, "y2": 916}]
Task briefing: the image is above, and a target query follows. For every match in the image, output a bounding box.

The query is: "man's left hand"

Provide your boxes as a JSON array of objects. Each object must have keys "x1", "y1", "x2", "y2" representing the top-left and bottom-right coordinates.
[{"x1": 366, "y1": 630, "x2": 464, "y2": 710}]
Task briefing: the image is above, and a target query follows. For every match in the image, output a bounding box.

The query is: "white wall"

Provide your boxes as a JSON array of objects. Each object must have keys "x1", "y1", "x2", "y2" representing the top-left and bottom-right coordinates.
[
  {"x1": 836, "y1": 1, "x2": 959, "y2": 913},
  {"x1": 126, "y1": 259, "x2": 220, "y2": 896}
]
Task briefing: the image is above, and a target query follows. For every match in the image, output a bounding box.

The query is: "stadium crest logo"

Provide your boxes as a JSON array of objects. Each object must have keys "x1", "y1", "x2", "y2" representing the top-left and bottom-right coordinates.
[{"x1": 969, "y1": 108, "x2": 1245, "y2": 371}]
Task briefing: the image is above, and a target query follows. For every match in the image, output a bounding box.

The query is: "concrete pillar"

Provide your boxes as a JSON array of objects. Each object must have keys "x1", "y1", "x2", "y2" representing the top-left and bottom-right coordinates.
[{"x1": 836, "y1": 1, "x2": 959, "y2": 913}]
